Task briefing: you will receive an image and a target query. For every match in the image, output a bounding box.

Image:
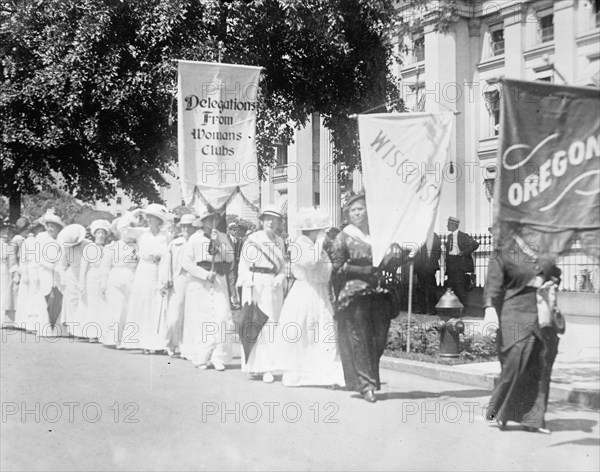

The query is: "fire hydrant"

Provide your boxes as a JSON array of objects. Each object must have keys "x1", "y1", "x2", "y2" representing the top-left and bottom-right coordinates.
[{"x1": 433, "y1": 288, "x2": 465, "y2": 358}]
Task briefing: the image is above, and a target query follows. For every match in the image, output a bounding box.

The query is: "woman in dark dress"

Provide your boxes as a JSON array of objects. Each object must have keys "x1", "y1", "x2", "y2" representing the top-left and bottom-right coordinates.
[
  {"x1": 484, "y1": 232, "x2": 562, "y2": 433},
  {"x1": 331, "y1": 193, "x2": 400, "y2": 403}
]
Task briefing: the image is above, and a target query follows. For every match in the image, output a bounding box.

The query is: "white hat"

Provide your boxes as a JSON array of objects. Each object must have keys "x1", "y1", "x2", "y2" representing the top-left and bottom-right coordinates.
[
  {"x1": 448, "y1": 216, "x2": 460, "y2": 224},
  {"x1": 115, "y1": 212, "x2": 137, "y2": 232},
  {"x1": 142, "y1": 203, "x2": 171, "y2": 224},
  {"x1": 90, "y1": 219, "x2": 111, "y2": 236},
  {"x1": 259, "y1": 204, "x2": 283, "y2": 220},
  {"x1": 192, "y1": 210, "x2": 219, "y2": 228},
  {"x1": 180, "y1": 214, "x2": 195, "y2": 226},
  {"x1": 296, "y1": 207, "x2": 331, "y2": 231},
  {"x1": 57, "y1": 224, "x2": 87, "y2": 247},
  {"x1": 41, "y1": 209, "x2": 65, "y2": 228}
]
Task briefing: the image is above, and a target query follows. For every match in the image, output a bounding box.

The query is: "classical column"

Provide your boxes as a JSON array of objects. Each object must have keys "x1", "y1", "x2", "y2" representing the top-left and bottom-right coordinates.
[{"x1": 319, "y1": 116, "x2": 341, "y2": 227}]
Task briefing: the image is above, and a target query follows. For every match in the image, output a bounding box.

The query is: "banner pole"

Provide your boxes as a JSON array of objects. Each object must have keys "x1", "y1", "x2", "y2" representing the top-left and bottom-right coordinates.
[{"x1": 407, "y1": 260, "x2": 414, "y2": 353}]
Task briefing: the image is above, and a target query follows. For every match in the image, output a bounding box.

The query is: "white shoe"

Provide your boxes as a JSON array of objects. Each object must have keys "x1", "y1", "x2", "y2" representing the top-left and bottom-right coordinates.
[
  {"x1": 213, "y1": 361, "x2": 225, "y2": 371},
  {"x1": 195, "y1": 364, "x2": 208, "y2": 370},
  {"x1": 262, "y1": 372, "x2": 274, "y2": 383}
]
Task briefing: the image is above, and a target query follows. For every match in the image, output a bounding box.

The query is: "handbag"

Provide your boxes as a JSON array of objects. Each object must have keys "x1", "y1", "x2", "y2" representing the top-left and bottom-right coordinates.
[{"x1": 536, "y1": 281, "x2": 566, "y2": 334}]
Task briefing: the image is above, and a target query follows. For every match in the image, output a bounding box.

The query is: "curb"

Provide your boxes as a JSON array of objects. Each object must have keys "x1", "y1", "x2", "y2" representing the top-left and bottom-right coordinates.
[{"x1": 380, "y1": 355, "x2": 600, "y2": 409}]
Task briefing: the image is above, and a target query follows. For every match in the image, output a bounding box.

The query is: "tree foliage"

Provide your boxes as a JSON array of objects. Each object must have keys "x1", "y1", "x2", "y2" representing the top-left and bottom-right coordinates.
[{"x1": 1, "y1": 0, "x2": 402, "y2": 213}]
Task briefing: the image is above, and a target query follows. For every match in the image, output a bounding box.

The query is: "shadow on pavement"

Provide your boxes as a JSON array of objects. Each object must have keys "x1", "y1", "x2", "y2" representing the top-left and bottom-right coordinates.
[
  {"x1": 378, "y1": 388, "x2": 491, "y2": 401},
  {"x1": 545, "y1": 418, "x2": 597, "y2": 433},
  {"x1": 550, "y1": 437, "x2": 600, "y2": 447}
]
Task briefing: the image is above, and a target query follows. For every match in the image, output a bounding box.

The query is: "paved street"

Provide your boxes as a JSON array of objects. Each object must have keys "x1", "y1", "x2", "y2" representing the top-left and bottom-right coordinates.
[{"x1": 1, "y1": 329, "x2": 599, "y2": 472}]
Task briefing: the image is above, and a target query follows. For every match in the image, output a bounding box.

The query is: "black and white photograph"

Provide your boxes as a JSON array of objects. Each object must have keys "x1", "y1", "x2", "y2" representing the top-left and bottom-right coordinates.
[{"x1": 1, "y1": 0, "x2": 599, "y2": 470}]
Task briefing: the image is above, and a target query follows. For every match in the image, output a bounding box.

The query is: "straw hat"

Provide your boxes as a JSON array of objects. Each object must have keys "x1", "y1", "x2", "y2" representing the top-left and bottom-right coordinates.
[
  {"x1": 40, "y1": 209, "x2": 65, "y2": 228},
  {"x1": 448, "y1": 216, "x2": 460, "y2": 224},
  {"x1": 258, "y1": 204, "x2": 283, "y2": 220},
  {"x1": 296, "y1": 207, "x2": 331, "y2": 231},
  {"x1": 57, "y1": 224, "x2": 87, "y2": 247},
  {"x1": 90, "y1": 219, "x2": 111, "y2": 236},
  {"x1": 142, "y1": 203, "x2": 171, "y2": 224},
  {"x1": 180, "y1": 214, "x2": 195, "y2": 226},
  {"x1": 343, "y1": 191, "x2": 365, "y2": 211}
]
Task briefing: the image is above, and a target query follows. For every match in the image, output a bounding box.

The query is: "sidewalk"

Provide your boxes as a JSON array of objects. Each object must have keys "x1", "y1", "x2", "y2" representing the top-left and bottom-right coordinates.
[{"x1": 382, "y1": 312, "x2": 600, "y2": 409}]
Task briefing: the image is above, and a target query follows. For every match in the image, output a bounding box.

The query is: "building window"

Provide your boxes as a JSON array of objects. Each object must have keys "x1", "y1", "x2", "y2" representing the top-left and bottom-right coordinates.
[
  {"x1": 484, "y1": 90, "x2": 501, "y2": 136},
  {"x1": 314, "y1": 192, "x2": 320, "y2": 206},
  {"x1": 490, "y1": 28, "x2": 504, "y2": 56},
  {"x1": 116, "y1": 211, "x2": 123, "y2": 217},
  {"x1": 595, "y1": 0, "x2": 600, "y2": 28},
  {"x1": 413, "y1": 35, "x2": 425, "y2": 62},
  {"x1": 539, "y1": 14, "x2": 554, "y2": 43},
  {"x1": 116, "y1": 196, "x2": 122, "y2": 205},
  {"x1": 275, "y1": 144, "x2": 288, "y2": 166}
]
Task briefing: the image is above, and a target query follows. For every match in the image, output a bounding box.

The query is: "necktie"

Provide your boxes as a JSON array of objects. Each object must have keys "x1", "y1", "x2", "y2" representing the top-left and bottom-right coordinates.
[{"x1": 448, "y1": 234, "x2": 453, "y2": 255}]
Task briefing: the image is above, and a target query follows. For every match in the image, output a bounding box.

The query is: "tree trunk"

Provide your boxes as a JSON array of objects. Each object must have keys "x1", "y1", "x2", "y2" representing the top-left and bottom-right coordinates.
[{"x1": 9, "y1": 191, "x2": 21, "y2": 223}]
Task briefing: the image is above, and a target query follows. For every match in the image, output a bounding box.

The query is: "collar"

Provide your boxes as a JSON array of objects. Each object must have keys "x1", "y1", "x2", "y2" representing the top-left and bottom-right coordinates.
[{"x1": 343, "y1": 224, "x2": 371, "y2": 245}]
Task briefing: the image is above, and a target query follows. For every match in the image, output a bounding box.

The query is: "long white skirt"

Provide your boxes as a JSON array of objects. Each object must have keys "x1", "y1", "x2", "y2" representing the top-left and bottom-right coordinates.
[
  {"x1": 61, "y1": 267, "x2": 85, "y2": 337},
  {"x1": 275, "y1": 280, "x2": 345, "y2": 387},
  {"x1": 100, "y1": 266, "x2": 135, "y2": 346},
  {"x1": 119, "y1": 260, "x2": 166, "y2": 351},
  {"x1": 180, "y1": 274, "x2": 232, "y2": 366},
  {"x1": 240, "y1": 274, "x2": 283, "y2": 374},
  {"x1": 164, "y1": 274, "x2": 187, "y2": 353}
]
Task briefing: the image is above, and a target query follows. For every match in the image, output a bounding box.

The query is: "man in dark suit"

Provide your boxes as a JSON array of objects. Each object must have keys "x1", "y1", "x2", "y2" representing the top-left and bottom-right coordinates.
[
  {"x1": 445, "y1": 216, "x2": 479, "y2": 304},
  {"x1": 414, "y1": 232, "x2": 442, "y2": 314}
]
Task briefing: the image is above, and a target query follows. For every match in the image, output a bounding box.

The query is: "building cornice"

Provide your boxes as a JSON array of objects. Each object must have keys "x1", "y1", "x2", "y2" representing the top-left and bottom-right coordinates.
[
  {"x1": 576, "y1": 29, "x2": 600, "y2": 48},
  {"x1": 523, "y1": 42, "x2": 555, "y2": 61},
  {"x1": 477, "y1": 55, "x2": 505, "y2": 73},
  {"x1": 477, "y1": 136, "x2": 499, "y2": 160},
  {"x1": 400, "y1": 62, "x2": 425, "y2": 79}
]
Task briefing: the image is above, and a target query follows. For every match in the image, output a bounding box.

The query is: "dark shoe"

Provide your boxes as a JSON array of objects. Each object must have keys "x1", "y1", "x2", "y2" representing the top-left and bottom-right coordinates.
[{"x1": 362, "y1": 390, "x2": 377, "y2": 403}]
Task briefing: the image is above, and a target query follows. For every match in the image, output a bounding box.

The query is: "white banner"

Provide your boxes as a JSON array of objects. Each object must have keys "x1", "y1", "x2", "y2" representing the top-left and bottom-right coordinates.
[
  {"x1": 358, "y1": 112, "x2": 455, "y2": 266},
  {"x1": 177, "y1": 60, "x2": 261, "y2": 212}
]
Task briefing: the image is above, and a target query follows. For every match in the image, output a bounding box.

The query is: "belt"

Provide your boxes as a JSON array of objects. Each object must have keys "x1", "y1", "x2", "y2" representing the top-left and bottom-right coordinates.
[
  {"x1": 196, "y1": 261, "x2": 231, "y2": 276},
  {"x1": 249, "y1": 266, "x2": 277, "y2": 275}
]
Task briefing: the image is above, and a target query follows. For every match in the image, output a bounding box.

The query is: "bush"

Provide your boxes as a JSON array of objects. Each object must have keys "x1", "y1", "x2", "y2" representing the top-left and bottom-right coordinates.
[{"x1": 386, "y1": 317, "x2": 497, "y2": 363}]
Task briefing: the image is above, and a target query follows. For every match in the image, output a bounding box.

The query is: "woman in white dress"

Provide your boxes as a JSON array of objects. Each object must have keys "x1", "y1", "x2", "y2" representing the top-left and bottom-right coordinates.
[
  {"x1": 237, "y1": 204, "x2": 286, "y2": 383},
  {"x1": 13, "y1": 220, "x2": 45, "y2": 331},
  {"x1": 275, "y1": 207, "x2": 345, "y2": 387},
  {"x1": 99, "y1": 215, "x2": 139, "y2": 346},
  {"x1": 160, "y1": 214, "x2": 195, "y2": 357},
  {"x1": 56, "y1": 224, "x2": 90, "y2": 339},
  {"x1": 29, "y1": 210, "x2": 66, "y2": 337},
  {"x1": 119, "y1": 204, "x2": 171, "y2": 354},
  {"x1": 180, "y1": 211, "x2": 234, "y2": 370},
  {"x1": 78, "y1": 219, "x2": 111, "y2": 341},
  {"x1": 1, "y1": 222, "x2": 17, "y2": 326}
]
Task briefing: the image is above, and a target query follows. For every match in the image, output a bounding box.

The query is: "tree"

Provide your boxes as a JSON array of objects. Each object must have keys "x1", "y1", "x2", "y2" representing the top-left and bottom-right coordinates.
[{"x1": 1, "y1": 0, "x2": 402, "y2": 221}]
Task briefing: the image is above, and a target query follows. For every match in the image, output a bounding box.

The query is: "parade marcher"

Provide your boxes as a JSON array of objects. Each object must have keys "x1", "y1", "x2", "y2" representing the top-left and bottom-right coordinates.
[
  {"x1": 331, "y1": 193, "x2": 401, "y2": 402},
  {"x1": 1, "y1": 221, "x2": 17, "y2": 326},
  {"x1": 13, "y1": 219, "x2": 45, "y2": 331},
  {"x1": 119, "y1": 204, "x2": 171, "y2": 354},
  {"x1": 444, "y1": 216, "x2": 479, "y2": 304},
  {"x1": 484, "y1": 231, "x2": 562, "y2": 434},
  {"x1": 237, "y1": 204, "x2": 286, "y2": 383},
  {"x1": 226, "y1": 221, "x2": 241, "y2": 309},
  {"x1": 78, "y1": 219, "x2": 111, "y2": 341},
  {"x1": 414, "y1": 232, "x2": 442, "y2": 315},
  {"x1": 159, "y1": 213, "x2": 195, "y2": 357},
  {"x1": 99, "y1": 214, "x2": 139, "y2": 346},
  {"x1": 180, "y1": 210, "x2": 234, "y2": 370},
  {"x1": 30, "y1": 209, "x2": 66, "y2": 337},
  {"x1": 275, "y1": 207, "x2": 345, "y2": 388},
  {"x1": 56, "y1": 224, "x2": 91, "y2": 339}
]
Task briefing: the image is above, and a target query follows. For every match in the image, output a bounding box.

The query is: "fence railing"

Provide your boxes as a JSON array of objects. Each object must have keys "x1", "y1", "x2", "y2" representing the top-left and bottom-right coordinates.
[{"x1": 436, "y1": 233, "x2": 599, "y2": 293}]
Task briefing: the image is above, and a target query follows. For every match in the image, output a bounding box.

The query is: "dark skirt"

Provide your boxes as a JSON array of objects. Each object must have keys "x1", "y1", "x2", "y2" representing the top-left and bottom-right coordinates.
[
  {"x1": 336, "y1": 291, "x2": 393, "y2": 393},
  {"x1": 486, "y1": 326, "x2": 559, "y2": 428}
]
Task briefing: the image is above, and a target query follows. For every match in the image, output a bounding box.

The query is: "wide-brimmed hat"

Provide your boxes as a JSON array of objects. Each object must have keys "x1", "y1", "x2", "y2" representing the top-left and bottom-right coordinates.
[
  {"x1": 15, "y1": 217, "x2": 30, "y2": 232},
  {"x1": 90, "y1": 219, "x2": 112, "y2": 236},
  {"x1": 343, "y1": 191, "x2": 366, "y2": 211},
  {"x1": 180, "y1": 214, "x2": 195, "y2": 226},
  {"x1": 40, "y1": 209, "x2": 65, "y2": 228},
  {"x1": 258, "y1": 204, "x2": 283, "y2": 220},
  {"x1": 192, "y1": 210, "x2": 220, "y2": 228},
  {"x1": 142, "y1": 203, "x2": 171, "y2": 224},
  {"x1": 57, "y1": 224, "x2": 87, "y2": 247},
  {"x1": 296, "y1": 207, "x2": 331, "y2": 231}
]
